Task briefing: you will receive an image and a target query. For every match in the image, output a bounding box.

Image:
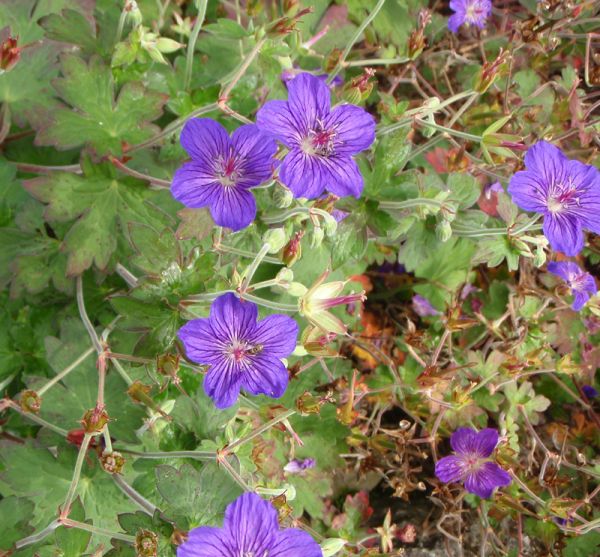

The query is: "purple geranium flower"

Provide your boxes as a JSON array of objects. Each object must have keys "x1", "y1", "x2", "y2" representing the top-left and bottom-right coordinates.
[
  {"x1": 171, "y1": 118, "x2": 277, "y2": 231},
  {"x1": 435, "y1": 428, "x2": 511, "y2": 498},
  {"x1": 448, "y1": 0, "x2": 492, "y2": 33},
  {"x1": 508, "y1": 141, "x2": 600, "y2": 256},
  {"x1": 178, "y1": 492, "x2": 322, "y2": 557},
  {"x1": 582, "y1": 385, "x2": 599, "y2": 399},
  {"x1": 256, "y1": 72, "x2": 375, "y2": 199},
  {"x1": 547, "y1": 261, "x2": 597, "y2": 311},
  {"x1": 284, "y1": 458, "x2": 317, "y2": 474},
  {"x1": 281, "y1": 68, "x2": 344, "y2": 89},
  {"x1": 178, "y1": 293, "x2": 298, "y2": 408},
  {"x1": 412, "y1": 294, "x2": 441, "y2": 317}
]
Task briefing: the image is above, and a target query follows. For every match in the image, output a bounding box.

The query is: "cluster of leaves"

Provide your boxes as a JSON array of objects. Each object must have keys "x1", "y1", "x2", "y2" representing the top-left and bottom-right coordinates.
[{"x1": 1, "y1": 0, "x2": 600, "y2": 556}]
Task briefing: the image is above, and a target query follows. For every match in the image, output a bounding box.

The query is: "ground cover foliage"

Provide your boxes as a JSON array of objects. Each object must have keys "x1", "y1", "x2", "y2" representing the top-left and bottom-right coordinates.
[{"x1": 1, "y1": 0, "x2": 600, "y2": 555}]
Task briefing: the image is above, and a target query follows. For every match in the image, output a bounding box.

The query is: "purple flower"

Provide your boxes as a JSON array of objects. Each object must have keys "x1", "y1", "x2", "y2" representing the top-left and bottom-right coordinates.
[
  {"x1": 412, "y1": 295, "x2": 441, "y2": 317},
  {"x1": 284, "y1": 458, "x2": 317, "y2": 474},
  {"x1": 547, "y1": 261, "x2": 597, "y2": 311},
  {"x1": 177, "y1": 492, "x2": 322, "y2": 557},
  {"x1": 435, "y1": 428, "x2": 511, "y2": 498},
  {"x1": 256, "y1": 73, "x2": 375, "y2": 199},
  {"x1": 582, "y1": 385, "x2": 599, "y2": 399},
  {"x1": 508, "y1": 141, "x2": 600, "y2": 256},
  {"x1": 178, "y1": 293, "x2": 298, "y2": 409},
  {"x1": 448, "y1": 0, "x2": 492, "y2": 33},
  {"x1": 171, "y1": 118, "x2": 277, "y2": 231},
  {"x1": 281, "y1": 68, "x2": 344, "y2": 89}
]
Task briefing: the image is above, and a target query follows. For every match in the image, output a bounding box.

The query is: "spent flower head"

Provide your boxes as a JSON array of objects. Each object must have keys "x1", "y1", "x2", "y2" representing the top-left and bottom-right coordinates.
[
  {"x1": 177, "y1": 492, "x2": 322, "y2": 557},
  {"x1": 547, "y1": 261, "x2": 597, "y2": 311},
  {"x1": 178, "y1": 293, "x2": 298, "y2": 408},
  {"x1": 256, "y1": 73, "x2": 375, "y2": 199},
  {"x1": 171, "y1": 118, "x2": 277, "y2": 231},
  {"x1": 508, "y1": 141, "x2": 600, "y2": 256},
  {"x1": 435, "y1": 427, "x2": 511, "y2": 498}
]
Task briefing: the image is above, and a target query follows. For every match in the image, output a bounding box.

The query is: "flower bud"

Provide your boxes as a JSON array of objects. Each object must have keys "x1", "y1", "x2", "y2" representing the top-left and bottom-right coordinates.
[
  {"x1": 156, "y1": 37, "x2": 183, "y2": 53},
  {"x1": 301, "y1": 325, "x2": 338, "y2": 356},
  {"x1": 321, "y1": 538, "x2": 347, "y2": 557},
  {"x1": 0, "y1": 35, "x2": 20, "y2": 73},
  {"x1": 101, "y1": 450, "x2": 125, "y2": 474},
  {"x1": 281, "y1": 231, "x2": 304, "y2": 266},
  {"x1": 533, "y1": 244, "x2": 546, "y2": 267},
  {"x1": 308, "y1": 226, "x2": 324, "y2": 249},
  {"x1": 135, "y1": 529, "x2": 159, "y2": 557},
  {"x1": 81, "y1": 406, "x2": 110, "y2": 434},
  {"x1": 475, "y1": 49, "x2": 509, "y2": 93},
  {"x1": 276, "y1": 267, "x2": 294, "y2": 284},
  {"x1": 287, "y1": 282, "x2": 308, "y2": 297},
  {"x1": 342, "y1": 68, "x2": 375, "y2": 104},
  {"x1": 19, "y1": 390, "x2": 41, "y2": 414},
  {"x1": 322, "y1": 213, "x2": 338, "y2": 237},
  {"x1": 273, "y1": 184, "x2": 294, "y2": 208},
  {"x1": 125, "y1": 0, "x2": 143, "y2": 27},
  {"x1": 435, "y1": 219, "x2": 452, "y2": 243},
  {"x1": 263, "y1": 228, "x2": 287, "y2": 253}
]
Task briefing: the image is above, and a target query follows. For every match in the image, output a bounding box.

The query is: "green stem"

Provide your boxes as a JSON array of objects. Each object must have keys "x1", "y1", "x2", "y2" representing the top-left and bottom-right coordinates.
[
  {"x1": 416, "y1": 119, "x2": 482, "y2": 142},
  {"x1": 8, "y1": 401, "x2": 69, "y2": 437},
  {"x1": 115, "y1": 3, "x2": 128, "y2": 44},
  {"x1": 126, "y1": 102, "x2": 218, "y2": 154},
  {"x1": 61, "y1": 434, "x2": 93, "y2": 517},
  {"x1": 378, "y1": 90, "x2": 475, "y2": 136},
  {"x1": 215, "y1": 244, "x2": 281, "y2": 264},
  {"x1": 109, "y1": 357, "x2": 135, "y2": 387},
  {"x1": 37, "y1": 347, "x2": 95, "y2": 396},
  {"x1": 262, "y1": 206, "x2": 332, "y2": 225},
  {"x1": 241, "y1": 292, "x2": 298, "y2": 312},
  {"x1": 123, "y1": 449, "x2": 217, "y2": 460},
  {"x1": 60, "y1": 518, "x2": 136, "y2": 544},
  {"x1": 15, "y1": 520, "x2": 60, "y2": 549},
  {"x1": 327, "y1": 0, "x2": 387, "y2": 83},
  {"x1": 241, "y1": 243, "x2": 270, "y2": 292},
  {"x1": 378, "y1": 198, "x2": 444, "y2": 210},
  {"x1": 219, "y1": 457, "x2": 252, "y2": 491},
  {"x1": 226, "y1": 408, "x2": 296, "y2": 452},
  {"x1": 220, "y1": 37, "x2": 267, "y2": 102},
  {"x1": 184, "y1": 0, "x2": 208, "y2": 90},
  {"x1": 345, "y1": 56, "x2": 409, "y2": 67},
  {"x1": 76, "y1": 276, "x2": 102, "y2": 354},
  {"x1": 113, "y1": 474, "x2": 161, "y2": 517}
]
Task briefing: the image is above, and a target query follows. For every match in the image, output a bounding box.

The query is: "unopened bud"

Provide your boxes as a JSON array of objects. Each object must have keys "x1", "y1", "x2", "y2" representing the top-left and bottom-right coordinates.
[
  {"x1": 287, "y1": 282, "x2": 308, "y2": 297},
  {"x1": 135, "y1": 529, "x2": 158, "y2": 557},
  {"x1": 156, "y1": 37, "x2": 183, "y2": 53},
  {"x1": 436, "y1": 219, "x2": 452, "y2": 242},
  {"x1": 533, "y1": 244, "x2": 546, "y2": 267},
  {"x1": 263, "y1": 228, "x2": 287, "y2": 253},
  {"x1": 276, "y1": 267, "x2": 294, "y2": 282},
  {"x1": 309, "y1": 227, "x2": 324, "y2": 249},
  {"x1": 0, "y1": 35, "x2": 20, "y2": 73},
  {"x1": 273, "y1": 184, "x2": 294, "y2": 208},
  {"x1": 19, "y1": 390, "x2": 41, "y2": 414},
  {"x1": 125, "y1": 0, "x2": 143, "y2": 26},
  {"x1": 281, "y1": 231, "x2": 304, "y2": 266},
  {"x1": 101, "y1": 450, "x2": 125, "y2": 474},
  {"x1": 342, "y1": 68, "x2": 376, "y2": 104}
]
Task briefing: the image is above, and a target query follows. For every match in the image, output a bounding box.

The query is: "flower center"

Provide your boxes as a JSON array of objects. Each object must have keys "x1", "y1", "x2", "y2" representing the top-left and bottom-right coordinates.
[
  {"x1": 547, "y1": 180, "x2": 580, "y2": 214},
  {"x1": 226, "y1": 340, "x2": 263, "y2": 363},
  {"x1": 301, "y1": 122, "x2": 336, "y2": 157},
  {"x1": 465, "y1": 1, "x2": 484, "y2": 23},
  {"x1": 215, "y1": 155, "x2": 241, "y2": 187}
]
